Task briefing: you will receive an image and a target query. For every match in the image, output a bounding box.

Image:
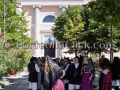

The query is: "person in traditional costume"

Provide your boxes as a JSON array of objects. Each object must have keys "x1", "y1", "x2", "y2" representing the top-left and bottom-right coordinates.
[
  {"x1": 28, "y1": 57, "x2": 39, "y2": 90},
  {"x1": 111, "y1": 57, "x2": 120, "y2": 90},
  {"x1": 68, "y1": 56, "x2": 82, "y2": 90},
  {"x1": 98, "y1": 58, "x2": 112, "y2": 90},
  {"x1": 41, "y1": 56, "x2": 65, "y2": 90},
  {"x1": 36, "y1": 57, "x2": 43, "y2": 90},
  {"x1": 80, "y1": 56, "x2": 95, "y2": 90},
  {"x1": 62, "y1": 58, "x2": 71, "y2": 90}
]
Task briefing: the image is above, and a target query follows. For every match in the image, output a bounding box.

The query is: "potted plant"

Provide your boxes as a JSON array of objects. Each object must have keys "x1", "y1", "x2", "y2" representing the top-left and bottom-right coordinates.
[{"x1": 9, "y1": 68, "x2": 15, "y2": 76}]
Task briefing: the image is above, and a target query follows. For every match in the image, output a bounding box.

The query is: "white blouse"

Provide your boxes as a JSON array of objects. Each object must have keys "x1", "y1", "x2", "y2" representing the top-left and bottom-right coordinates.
[{"x1": 75, "y1": 63, "x2": 79, "y2": 69}]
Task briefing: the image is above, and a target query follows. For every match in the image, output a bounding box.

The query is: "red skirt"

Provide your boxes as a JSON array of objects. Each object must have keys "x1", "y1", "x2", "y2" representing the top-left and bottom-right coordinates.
[{"x1": 99, "y1": 72, "x2": 112, "y2": 90}]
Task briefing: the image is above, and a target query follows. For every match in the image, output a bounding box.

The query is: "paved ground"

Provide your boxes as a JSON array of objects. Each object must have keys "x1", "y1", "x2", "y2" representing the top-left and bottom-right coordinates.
[
  {"x1": 4, "y1": 72, "x2": 29, "y2": 90},
  {"x1": 3, "y1": 74, "x2": 114, "y2": 90},
  {"x1": 94, "y1": 75, "x2": 99, "y2": 90}
]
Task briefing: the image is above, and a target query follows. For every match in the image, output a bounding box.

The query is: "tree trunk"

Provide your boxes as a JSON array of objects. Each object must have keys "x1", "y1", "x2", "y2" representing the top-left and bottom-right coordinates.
[
  {"x1": 75, "y1": 49, "x2": 77, "y2": 56},
  {"x1": 98, "y1": 48, "x2": 101, "y2": 57}
]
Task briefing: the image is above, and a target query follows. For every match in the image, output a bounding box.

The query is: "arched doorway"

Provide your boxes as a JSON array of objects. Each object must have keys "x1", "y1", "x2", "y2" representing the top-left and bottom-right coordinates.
[{"x1": 44, "y1": 35, "x2": 56, "y2": 57}]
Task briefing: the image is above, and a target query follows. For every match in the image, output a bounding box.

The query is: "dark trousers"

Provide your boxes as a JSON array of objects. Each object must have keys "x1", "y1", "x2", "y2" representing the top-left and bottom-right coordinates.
[
  {"x1": 65, "y1": 83, "x2": 68, "y2": 90},
  {"x1": 115, "y1": 86, "x2": 119, "y2": 90}
]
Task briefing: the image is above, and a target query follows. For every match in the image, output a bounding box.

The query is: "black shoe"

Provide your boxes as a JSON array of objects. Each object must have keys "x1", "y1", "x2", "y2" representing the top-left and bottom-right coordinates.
[
  {"x1": 93, "y1": 85, "x2": 97, "y2": 88},
  {"x1": 112, "y1": 86, "x2": 115, "y2": 89},
  {"x1": 115, "y1": 86, "x2": 119, "y2": 90},
  {"x1": 37, "y1": 89, "x2": 41, "y2": 90}
]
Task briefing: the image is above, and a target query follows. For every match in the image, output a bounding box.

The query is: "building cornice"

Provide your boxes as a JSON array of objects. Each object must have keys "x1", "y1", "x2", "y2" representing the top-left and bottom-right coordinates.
[
  {"x1": 41, "y1": 30, "x2": 53, "y2": 33},
  {"x1": 19, "y1": 0, "x2": 89, "y2": 6}
]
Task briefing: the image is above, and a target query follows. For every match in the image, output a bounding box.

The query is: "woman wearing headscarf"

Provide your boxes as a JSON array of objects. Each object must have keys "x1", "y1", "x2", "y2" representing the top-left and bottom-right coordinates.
[
  {"x1": 41, "y1": 56, "x2": 65, "y2": 90},
  {"x1": 111, "y1": 57, "x2": 120, "y2": 90},
  {"x1": 98, "y1": 58, "x2": 112, "y2": 90},
  {"x1": 80, "y1": 56, "x2": 95, "y2": 90}
]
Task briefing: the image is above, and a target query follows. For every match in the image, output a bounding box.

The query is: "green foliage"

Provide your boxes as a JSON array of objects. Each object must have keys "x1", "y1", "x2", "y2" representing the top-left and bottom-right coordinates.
[
  {"x1": 0, "y1": 0, "x2": 32, "y2": 76},
  {"x1": 0, "y1": 39, "x2": 30, "y2": 77},
  {"x1": 0, "y1": 0, "x2": 32, "y2": 43},
  {"x1": 83, "y1": 0, "x2": 120, "y2": 53},
  {"x1": 52, "y1": 5, "x2": 85, "y2": 54},
  {"x1": 88, "y1": 0, "x2": 120, "y2": 26},
  {"x1": 52, "y1": 1, "x2": 120, "y2": 55}
]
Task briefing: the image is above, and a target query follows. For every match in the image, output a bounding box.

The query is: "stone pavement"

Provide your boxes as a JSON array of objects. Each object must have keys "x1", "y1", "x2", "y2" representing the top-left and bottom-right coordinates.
[
  {"x1": 3, "y1": 74, "x2": 114, "y2": 90},
  {"x1": 4, "y1": 72, "x2": 29, "y2": 90},
  {"x1": 94, "y1": 75, "x2": 99, "y2": 90}
]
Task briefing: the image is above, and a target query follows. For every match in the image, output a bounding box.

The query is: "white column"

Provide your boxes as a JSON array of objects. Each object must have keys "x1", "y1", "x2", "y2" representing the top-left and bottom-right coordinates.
[
  {"x1": 59, "y1": 5, "x2": 67, "y2": 56},
  {"x1": 55, "y1": 40, "x2": 58, "y2": 58},
  {"x1": 33, "y1": 5, "x2": 41, "y2": 57}
]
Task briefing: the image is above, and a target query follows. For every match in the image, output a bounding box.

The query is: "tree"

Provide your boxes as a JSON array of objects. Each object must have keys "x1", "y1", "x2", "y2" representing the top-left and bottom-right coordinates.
[
  {"x1": 52, "y1": 5, "x2": 85, "y2": 56},
  {"x1": 86, "y1": 0, "x2": 120, "y2": 54},
  {"x1": 72, "y1": 1, "x2": 120, "y2": 58},
  {"x1": 88, "y1": 0, "x2": 120, "y2": 26},
  {"x1": 0, "y1": 0, "x2": 32, "y2": 44},
  {"x1": 52, "y1": 2, "x2": 120, "y2": 56},
  {"x1": 0, "y1": 0, "x2": 32, "y2": 75},
  {"x1": 80, "y1": 4, "x2": 120, "y2": 55}
]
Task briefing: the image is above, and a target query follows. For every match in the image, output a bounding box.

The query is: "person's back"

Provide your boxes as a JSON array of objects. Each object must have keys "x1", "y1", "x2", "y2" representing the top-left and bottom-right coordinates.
[
  {"x1": 28, "y1": 57, "x2": 38, "y2": 90},
  {"x1": 28, "y1": 63, "x2": 36, "y2": 73},
  {"x1": 28, "y1": 60, "x2": 38, "y2": 82}
]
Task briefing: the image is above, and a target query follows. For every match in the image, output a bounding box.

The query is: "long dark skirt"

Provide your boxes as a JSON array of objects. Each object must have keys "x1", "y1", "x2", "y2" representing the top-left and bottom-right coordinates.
[{"x1": 99, "y1": 73, "x2": 112, "y2": 90}]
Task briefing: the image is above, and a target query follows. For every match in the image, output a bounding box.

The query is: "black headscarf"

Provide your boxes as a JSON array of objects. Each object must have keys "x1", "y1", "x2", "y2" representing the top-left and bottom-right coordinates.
[
  {"x1": 102, "y1": 58, "x2": 111, "y2": 69},
  {"x1": 88, "y1": 57, "x2": 95, "y2": 69},
  {"x1": 41, "y1": 56, "x2": 63, "y2": 90},
  {"x1": 30, "y1": 57, "x2": 37, "y2": 63},
  {"x1": 88, "y1": 57, "x2": 95, "y2": 77}
]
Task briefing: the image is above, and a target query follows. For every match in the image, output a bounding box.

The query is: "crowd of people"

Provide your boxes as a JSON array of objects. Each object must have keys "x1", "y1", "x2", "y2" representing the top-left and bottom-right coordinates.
[{"x1": 27, "y1": 55, "x2": 120, "y2": 90}]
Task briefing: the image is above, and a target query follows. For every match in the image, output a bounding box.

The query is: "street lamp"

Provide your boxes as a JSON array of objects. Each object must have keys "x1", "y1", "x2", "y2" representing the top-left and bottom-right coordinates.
[
  {"x1": 15, "y1": 4, "x2": 22, "y2": 15},
  {"x1": 3, "y1": 0, "x2": 22, "y2": 38}
]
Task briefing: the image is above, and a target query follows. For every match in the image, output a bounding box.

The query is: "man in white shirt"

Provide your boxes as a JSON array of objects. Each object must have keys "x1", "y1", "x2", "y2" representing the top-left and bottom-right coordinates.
[{"x1": 68, "y1": 56, "x2": 82, "y2": 90}]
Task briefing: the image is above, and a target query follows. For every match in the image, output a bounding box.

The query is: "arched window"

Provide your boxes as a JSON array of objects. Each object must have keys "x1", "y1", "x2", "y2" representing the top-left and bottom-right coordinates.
[{"x1": 42, "y1": 15, "x2": 55, "y2": 23}]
